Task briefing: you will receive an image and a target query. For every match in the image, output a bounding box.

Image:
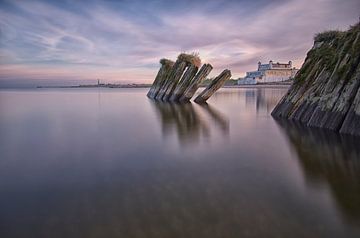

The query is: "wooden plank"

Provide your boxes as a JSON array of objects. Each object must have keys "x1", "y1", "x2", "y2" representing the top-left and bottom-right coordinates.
[
  {"x1": 169, "y1": 64, "x2": 198, "y2": 102},
  {"x1": 179, "y1": 64, "x2": 213, "y2": 103},
  {"x1": 194, "y1": 69, "x2": 231, "y2": 104}
]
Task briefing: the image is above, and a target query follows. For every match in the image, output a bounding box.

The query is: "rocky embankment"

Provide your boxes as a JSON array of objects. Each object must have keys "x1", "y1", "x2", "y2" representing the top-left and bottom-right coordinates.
[{"x1": 272, "y1": 22, "x2": 360, "y2": 136}]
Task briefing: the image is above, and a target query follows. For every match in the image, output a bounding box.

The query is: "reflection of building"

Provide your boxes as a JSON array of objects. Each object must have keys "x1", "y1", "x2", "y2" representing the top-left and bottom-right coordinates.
[
  {"x1": 255, "y1": 88, "x2": 287, "y2": 113},
  {"x1": 242, "y1": 88, "x2": 287, "y2": 114},
  {"x1": 237, "y1": 77, "x2": 257, "y2": 85},
  {"x1": 238, "y1": 61, "x2": 298, "y2": 84}
]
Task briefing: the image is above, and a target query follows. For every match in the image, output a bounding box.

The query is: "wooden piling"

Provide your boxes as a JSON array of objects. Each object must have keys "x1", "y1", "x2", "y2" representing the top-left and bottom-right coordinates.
[
  {"x1": 179, "y1": 64, "x2": 213, "y2": 103},
  {"x1": 155, "y1": 61, "x2": 179, "y2": 100},
  {"x1": 162, "y1": 53, "x2": 201, "y2": 101},
  {"x1": 162, "y1": 61, "x2": 188, "y2": 101},
  {"x1": 194, "y1": 69, "x2": 231, "y2": 104},
  {"x1": 169, "y1": 64, "x2": 198, "y2": 102},
  {"x1": 155, "y1": 60, "x2": 187, "y2": 100},
  {"x1": 147, "y1": 59, "x2": 174, "y2": 99}
]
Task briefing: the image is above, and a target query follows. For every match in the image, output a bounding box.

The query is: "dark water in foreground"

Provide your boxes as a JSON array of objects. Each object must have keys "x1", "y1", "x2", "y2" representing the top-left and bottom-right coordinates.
[{"x1": 0, "y1": 88, "x2": 359, "y2": 238}]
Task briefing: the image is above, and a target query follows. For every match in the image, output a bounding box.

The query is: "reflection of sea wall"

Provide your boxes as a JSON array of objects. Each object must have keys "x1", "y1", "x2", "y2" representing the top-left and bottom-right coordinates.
[
  {"x1": 276, "y1": 119, "x2": 360, "y2": 222},
  {"x1": 149, "y1": 101, "x2": 229, "y2": 145}
]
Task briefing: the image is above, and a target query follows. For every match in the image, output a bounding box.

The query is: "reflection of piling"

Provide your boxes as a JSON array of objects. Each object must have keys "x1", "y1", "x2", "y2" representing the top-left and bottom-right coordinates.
[
  {"x1": 194, "y1": 69, "x2": 232, "y2": 103},
  {"x1": 199, "y1": 103, "x2": 229, "y2": 133},
  {"x1": 148, "y1": 53, "x2": 229, "y2": 103},
  {"x1": 149, "y1": 101, "x2": 205, "y2": 143},
  {"x1": 173, "y1": 103, "x2": 208, "y2": 143},
  {"x1": 149, "y1": 100, "x2": 229, "y2": 146}
]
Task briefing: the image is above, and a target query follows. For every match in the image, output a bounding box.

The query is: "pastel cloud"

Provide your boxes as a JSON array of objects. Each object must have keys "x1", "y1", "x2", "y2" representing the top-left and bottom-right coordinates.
[{"x1": 0, "y1": 0, "x2": 359, "y2": 87}]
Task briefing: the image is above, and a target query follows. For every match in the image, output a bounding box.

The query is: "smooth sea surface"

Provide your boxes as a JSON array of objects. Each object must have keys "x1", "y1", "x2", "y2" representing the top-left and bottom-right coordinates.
[{"x1": 0, "y1": 87, "x2": 359, "y2": 238}]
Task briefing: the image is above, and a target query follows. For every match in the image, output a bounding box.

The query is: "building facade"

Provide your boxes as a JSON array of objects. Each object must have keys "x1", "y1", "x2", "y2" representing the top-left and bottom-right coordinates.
[{"x1": 238, "y1": 61, "x2": 298, "y2": 85}]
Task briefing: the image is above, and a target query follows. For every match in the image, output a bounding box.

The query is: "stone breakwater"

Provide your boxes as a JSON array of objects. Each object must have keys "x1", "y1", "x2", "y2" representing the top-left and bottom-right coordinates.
[{"x1": 272, "y1": 22, "x2": 360, "y2": 136}]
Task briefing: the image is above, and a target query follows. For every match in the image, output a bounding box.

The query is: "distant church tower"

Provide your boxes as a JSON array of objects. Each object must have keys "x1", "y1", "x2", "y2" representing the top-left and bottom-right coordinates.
[{"x1": 97, "y1": 79, "x2": 100, "y2": 86}]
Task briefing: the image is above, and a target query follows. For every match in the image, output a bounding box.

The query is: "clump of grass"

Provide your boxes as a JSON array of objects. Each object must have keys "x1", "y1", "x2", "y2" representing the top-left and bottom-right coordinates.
[
  {"x1": 295, "y1": 20, "x2": 360, "y2": 86},
  {"x1": 178, "y1": 53, "x2": 201, "y2": 67},
  {"x1": 314, "y1": 30, "x2": 343, "y2": 43},
  {"x1": 349, "y1": 21, "x2": 360, "y2": 31},
  {"x1": 160, "y1": 58, "x2": 174, "y2": 67},
  {"x1": 318, "y1": 45, "x2": 337, "y2": 67},
  {"x1": 294, "y1": 58, "x2": 312, "y2": 85}
]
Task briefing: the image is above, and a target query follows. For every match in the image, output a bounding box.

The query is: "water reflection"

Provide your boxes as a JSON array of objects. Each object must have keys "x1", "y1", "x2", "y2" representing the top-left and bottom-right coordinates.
[
  {"x1": 276, "y1": 119, "x2": 360, "y2": 223},
  {"x1": 254, "y1": 88, "x2": 285, "y2": 114},
  {"x1": 199, "y1": 103, "x2": 229, "y2": 133},
  {"x1": 149, "y1": 100, "x2": 229, "y2": 145},
  {"x1": 1, "y1": 88, "x2": 360, "y2": 237},
  {"x1": 213, "y1": 87, "x2": 286, "y2": 114}
]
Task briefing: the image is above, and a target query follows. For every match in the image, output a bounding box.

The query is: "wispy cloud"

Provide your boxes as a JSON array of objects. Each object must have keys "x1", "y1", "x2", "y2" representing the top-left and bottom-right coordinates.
[{"x1": 0, "y1": 0, "x2": 359, "y2": 86}]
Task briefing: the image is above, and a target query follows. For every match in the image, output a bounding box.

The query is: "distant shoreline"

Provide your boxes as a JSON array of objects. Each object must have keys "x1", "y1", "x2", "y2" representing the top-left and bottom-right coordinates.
[
  {"x1": 224, "y1": 83, "x2": 291, "y2": 88},
  {"x1": 37, "y1": 83, "x2": 152, "y2": 89},
  {"x1": 36, "y1": 82, "x2": 292, "y2": 89}
]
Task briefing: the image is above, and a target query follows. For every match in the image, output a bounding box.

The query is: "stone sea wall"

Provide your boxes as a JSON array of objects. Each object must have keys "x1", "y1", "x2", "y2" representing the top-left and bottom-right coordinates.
[{"x1": 272, "y1": 22, "x2": 360, "y2": 136}]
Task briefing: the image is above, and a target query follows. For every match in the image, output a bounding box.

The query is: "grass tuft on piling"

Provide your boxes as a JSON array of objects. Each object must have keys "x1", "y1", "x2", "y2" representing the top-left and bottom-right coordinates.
[
  {"x1": 160, "y1": 58, "x2": 174, "y2": 67},
  {"x1": 178, "y1": 53, "x2": 201, "y2": 67}
]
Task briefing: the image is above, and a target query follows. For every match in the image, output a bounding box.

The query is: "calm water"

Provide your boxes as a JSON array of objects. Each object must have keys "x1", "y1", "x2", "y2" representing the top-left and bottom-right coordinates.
[{"x1": 0, "y1": 88, "x2": 359, "y2": 238}]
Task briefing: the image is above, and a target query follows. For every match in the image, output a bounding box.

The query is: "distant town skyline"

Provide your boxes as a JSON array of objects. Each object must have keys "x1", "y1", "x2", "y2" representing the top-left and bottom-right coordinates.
[{"x1": 0, "y1": 0, "x2": 359, "y2": 87}]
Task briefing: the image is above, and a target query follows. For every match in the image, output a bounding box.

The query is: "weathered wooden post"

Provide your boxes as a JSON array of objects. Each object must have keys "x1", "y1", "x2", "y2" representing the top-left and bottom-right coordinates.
[
  {"x1": 162, "y1": 53, "x2": 201, "y2": 101},
  {"x1": 155, "y1": 60, "x2": 186, "y2": 101},
  {"x1": 147, "y1": 59, "x2": 174, "y2": 99},
  {"x1": 194, "y1": 69, "x2": 231, "y2": 104},
  {"x1": 149, "y1": 53, "x2": 230, "y2": 103},
  {"x1": 160, "y1": 61, "x2": 187, "y2": 101},
  {"x1": 169, "y1": 64, "x2": 198, "y2": 102},
  {"x1": 179, "y1": 64, "x2": 213, "y2": 103}
]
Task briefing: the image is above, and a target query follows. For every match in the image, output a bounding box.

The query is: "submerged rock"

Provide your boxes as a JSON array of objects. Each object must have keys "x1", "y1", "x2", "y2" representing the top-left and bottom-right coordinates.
[{"x1": 272, "y1": 22, "x2": 360, "y2": 136}]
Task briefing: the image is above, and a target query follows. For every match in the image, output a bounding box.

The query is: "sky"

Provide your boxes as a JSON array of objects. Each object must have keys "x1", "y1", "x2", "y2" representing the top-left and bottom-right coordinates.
[{"x1": 0, "y1": 0, "x2": 359, "y2": 87}]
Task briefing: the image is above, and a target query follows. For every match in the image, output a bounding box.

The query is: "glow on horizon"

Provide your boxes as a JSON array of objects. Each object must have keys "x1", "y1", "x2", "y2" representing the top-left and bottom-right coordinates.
[{"x1": 0, "y1": 0, "x2": 359, "y2": 87}]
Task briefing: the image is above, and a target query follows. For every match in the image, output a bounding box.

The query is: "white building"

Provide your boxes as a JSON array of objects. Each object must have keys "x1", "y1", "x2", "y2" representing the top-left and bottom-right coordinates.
[
  {"x1": 238, "y1": 61, "x2": 298, "y2": 85},
  {"x1": 237, "y1": 77, "x2": 257, "y2": 85}
]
